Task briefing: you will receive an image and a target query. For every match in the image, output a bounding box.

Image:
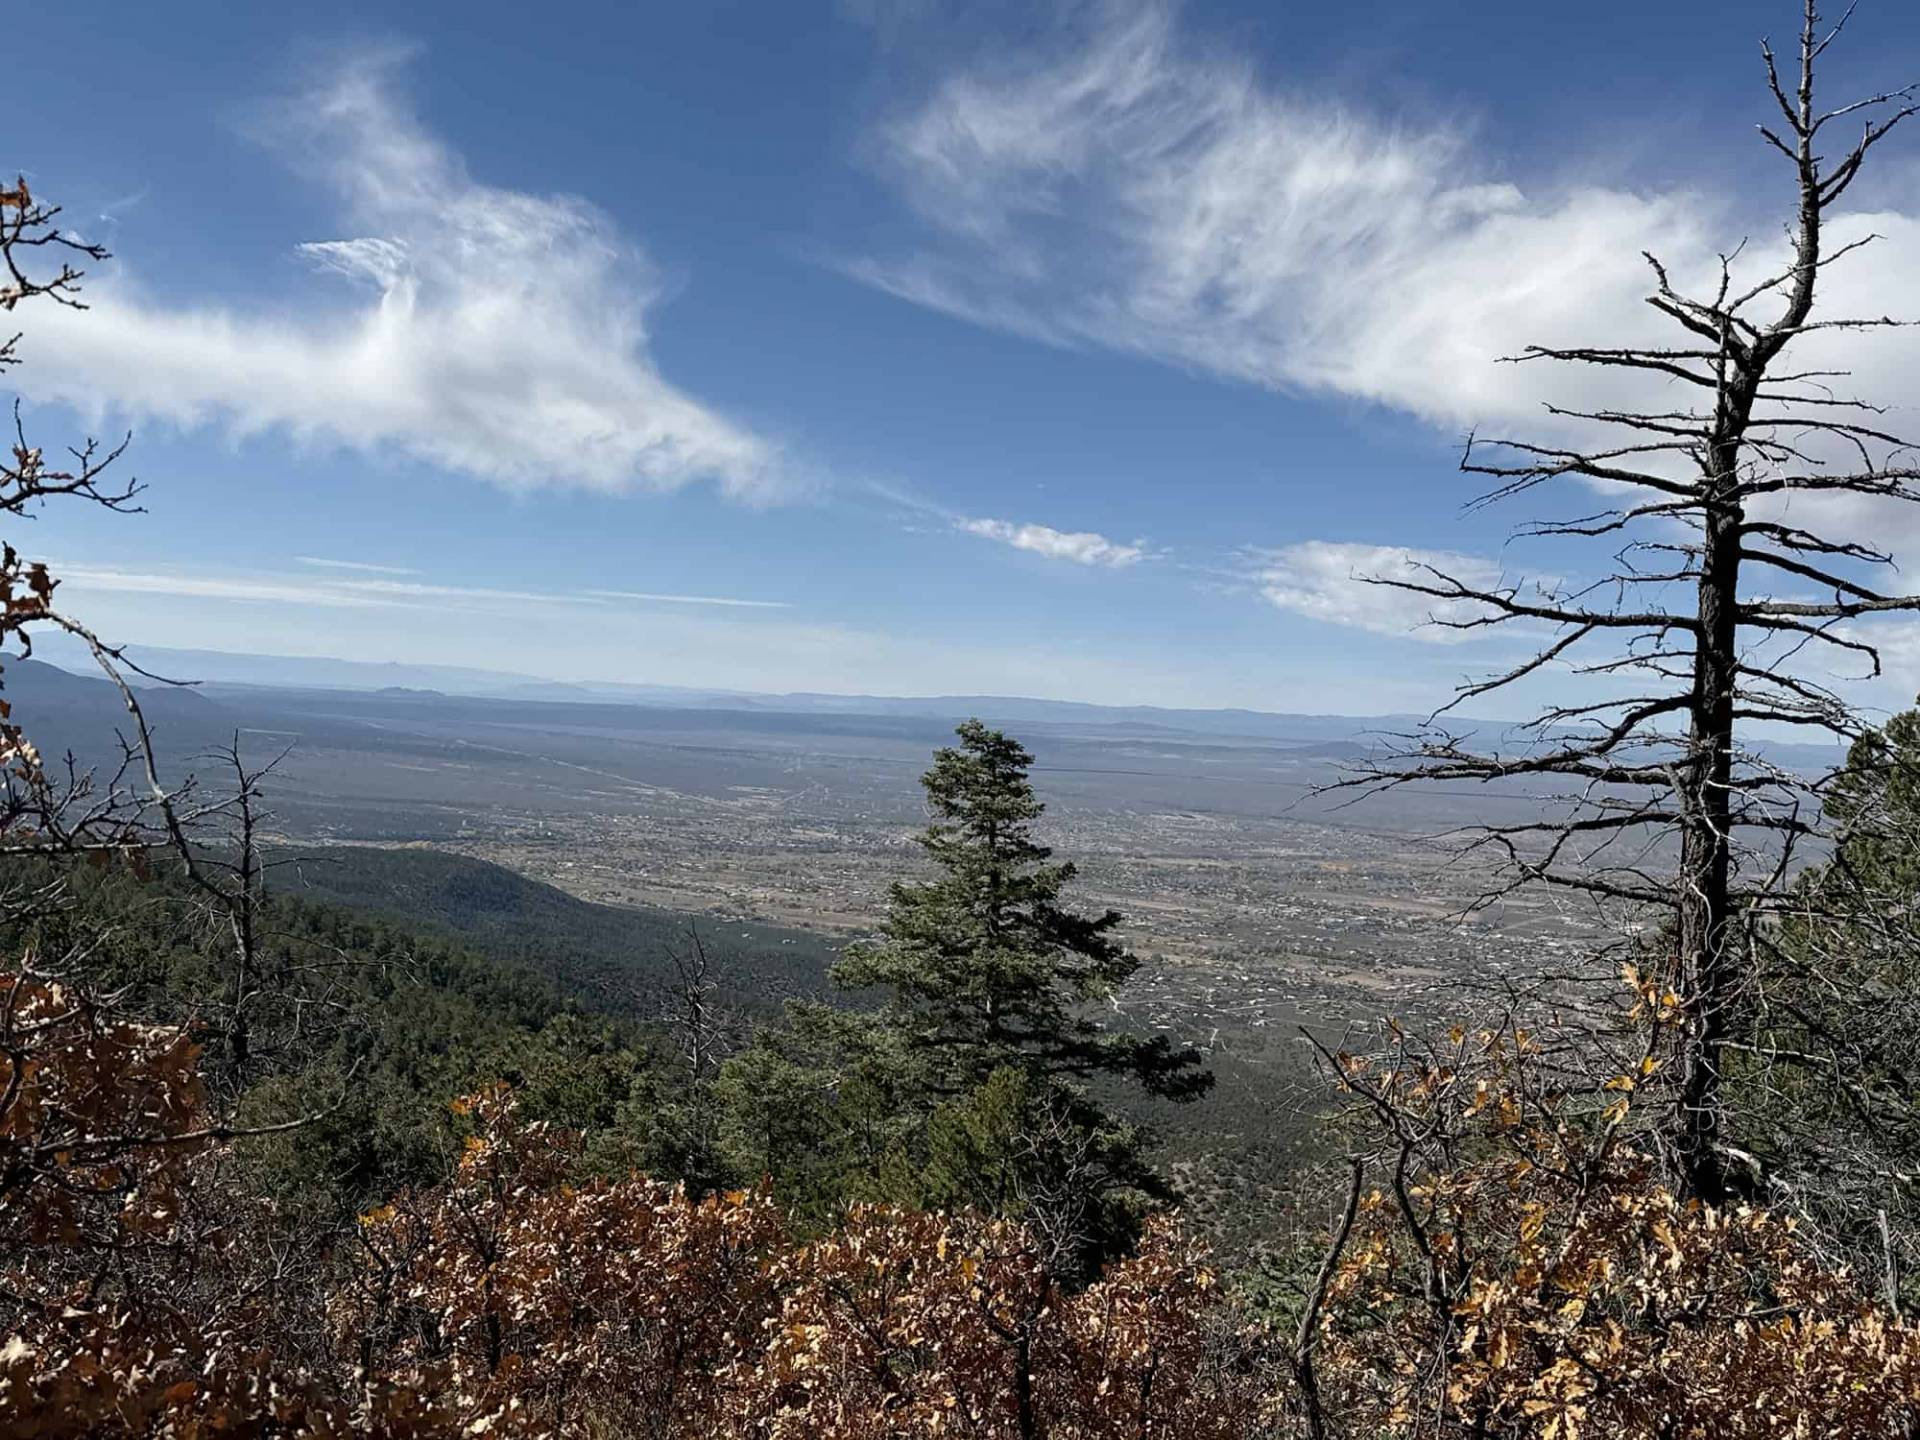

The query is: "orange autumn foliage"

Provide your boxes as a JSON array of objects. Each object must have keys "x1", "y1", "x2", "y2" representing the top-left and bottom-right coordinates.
[
  {"x1": 5, "y1": 963, "x2": 1920, "y2": 1438},
  {"x1": 1307, "y1": 1003, "x2": 1920, "y2": 1438},
  {"x1": 343, "y1": 1085, "x2": 787, "y2": 1435},
  {"x1": 743, "y1": 1206, "x2": 1270, "y2": 1438},
  {"x1": 346, "y1": 1090, "x2": 1274, "y2": 1438}
]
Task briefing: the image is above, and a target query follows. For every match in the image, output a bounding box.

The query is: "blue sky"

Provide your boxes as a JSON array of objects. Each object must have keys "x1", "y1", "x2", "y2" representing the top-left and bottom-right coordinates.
[{"x1": 12, "y1": 1, "x2": 1920, "y2": 713}]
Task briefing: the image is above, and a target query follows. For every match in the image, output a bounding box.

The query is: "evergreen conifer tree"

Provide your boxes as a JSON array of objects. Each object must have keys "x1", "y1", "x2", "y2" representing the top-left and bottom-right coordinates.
[
  {"x1": 835, "y1": 720, "x2": 1211, "y2": 1106},
  {"x1": 1740, "y1": 705, "x2": 1920, "y2": 1301},
  {"x1": 822, "y1": 721, "x2": 1212, "y2": 1264},
  {"x1": 716, "y1": 722, "x2": 1212, "y2": 1262}
]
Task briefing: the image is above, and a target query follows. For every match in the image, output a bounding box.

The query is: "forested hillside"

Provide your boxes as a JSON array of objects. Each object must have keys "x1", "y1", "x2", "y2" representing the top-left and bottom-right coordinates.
[
  {"x1": 273, "y1": 845, "x2": 842, "y2": 1019},
  {"x1": 0, "y1": 857, "x2": 667, "y2": 1219}
]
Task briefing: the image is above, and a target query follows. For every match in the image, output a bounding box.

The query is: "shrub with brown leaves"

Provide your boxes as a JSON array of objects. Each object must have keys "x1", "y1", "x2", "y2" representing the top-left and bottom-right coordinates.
[
  {"x1": 7, "y1": 959, "x2": 1919, "y2": 1439},
  {"x1": 1304, "y1": 984, "x2": 1920, "y2": 1438}
]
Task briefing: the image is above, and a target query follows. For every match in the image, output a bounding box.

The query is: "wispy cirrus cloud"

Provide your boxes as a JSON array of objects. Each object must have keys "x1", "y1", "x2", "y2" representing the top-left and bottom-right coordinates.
[
  {"x1": 56, "y1": 564, "x2": 787, "y2": 614},
  {"x1": 957, "y1": 515, "x2": 1146, "y2": 568},
  {"x1": 328, "y1": 577, "x2": 598, "y2": 605},
  {"x1": 857, "y1": 3, "x2": 1920, "y2": 444},
  {"x1": 17, "y1": 46, "x2": 777, "y2": 499},
  {"x1": 868, "y1": 483, "x2": 1151, "y2": 569},
  {"x1": 586, "y1": 589, "x2": 791, "y2": 609},
  {"x1": 56, "y1": 566, "x2": 391, "y2": 610},
  {"x1": 295, "y1": 556, "x2": 420, "y2": 576},
  {"x1": 1249, "y1": 541, "x2": 1506, "y2": 643}
]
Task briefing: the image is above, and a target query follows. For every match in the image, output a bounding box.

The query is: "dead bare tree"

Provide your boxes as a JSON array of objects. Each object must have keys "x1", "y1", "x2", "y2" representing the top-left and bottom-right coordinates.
[
  {"x1": 0, "y1": 178, "x2": 183, "y2": 867},
  {"x1": 1340, "y1": 3, "x2": 1920, "y2": 1205},
  {"x1": 1288, "y1": 1155, "x2": 1364, "y2": 1440},
  {"x1": 663, "y1": 922, "x2": 725, "y2": 1089},
  {"x1": 0, "y1": 176, "x2": 361, "y2": 1109},
  {"x1": 658, "y1": 922, "x2": 736, "y2": 1188},
  {"x1": 0, "y1": 179, "x2": 274, "y2": 909},
  {"x1": 168, "y1": 735, "x2": 306, "y2": 1077},
  {"x1": 1007, "y1": 1096, "x2": 1107, "y2": 1281}
]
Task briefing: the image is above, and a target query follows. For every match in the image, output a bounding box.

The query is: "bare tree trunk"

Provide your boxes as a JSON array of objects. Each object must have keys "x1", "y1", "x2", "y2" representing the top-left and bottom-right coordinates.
[
  {"x1": 1675, "y1": 94, "x2": 1819, "y2": 1197},
  {"x1": 1013, "y1": 1324, "x2": 1039, "y2": 1440},
  {"x1": 1675, "y1": 481, "x2": 1744, "y2": 1203}
]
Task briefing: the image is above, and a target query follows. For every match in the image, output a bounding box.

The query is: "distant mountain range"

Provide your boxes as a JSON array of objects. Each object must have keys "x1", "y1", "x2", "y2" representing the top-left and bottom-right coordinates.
[
  {"x1": 25, "y1": 637, "x2": 1467, "y2": 745},
  {"x1": 20, "y1": 636, "x2": 1847, "y2": 768}
]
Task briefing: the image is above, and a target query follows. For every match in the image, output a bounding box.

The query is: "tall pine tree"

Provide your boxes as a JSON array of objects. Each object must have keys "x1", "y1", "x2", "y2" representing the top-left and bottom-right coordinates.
[
  {"x1": 717, "y1": 722, "x2": 1212, "y2": 1263},
  {"x1": 836, "y1": 720, "x2": 1210, "y2": 1105},
  {"x1": 832, "y1": 721, "x2": 1212, "y2": 1265}
]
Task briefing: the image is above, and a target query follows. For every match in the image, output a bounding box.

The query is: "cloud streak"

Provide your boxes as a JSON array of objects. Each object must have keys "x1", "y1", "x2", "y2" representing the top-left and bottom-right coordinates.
[
  {"x1": 957, "y1": 515, "x2": 1146, "y2": 567},
  {"x1": 296, "y1": 556, "x2": 419, "y2": 576},
  {"x1": 586, "y1": 589, "x2": 791, "y2": 608},
  {"x1": 1249, "y1": 541, "x2": 1507, "y2": 643},
  {"x1": 57, "y1": 564, "x2": 786, "y2": 614},
  {"x1": 17, "y1": 46, "x2": 775, "y2": 498},
  {"x1": 57, "y1": 566, "x2": 391, "y2": 610}
]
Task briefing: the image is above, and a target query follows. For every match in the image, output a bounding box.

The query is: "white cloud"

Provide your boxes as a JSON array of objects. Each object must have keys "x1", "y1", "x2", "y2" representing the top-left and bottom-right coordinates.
[
  {"x1": 957, "y1": 516, "x2": 1146, "y2": 567},
  {"x1": 56, "y1": 565, "x2": 391, "y2": 610},
  {"x1": 331, "y1": 577, "x2": 602, "y2": 605},
  {"x1": 15, "y1": 47, "x2": 775, "y2": 498},
  {"x1": 586, "y1": 589, "x2": 790, "y2": 609},
  {"x1": 296, "y1": 556, "x2": 419, "y2": 575},
  {"x1": 1830, "y1": 618, "x2": 1920, "y2": 717},
  {"x1": 860, "y1": 5, "x2": 1920, "y2": 447},
  {"x1": 54, "y1": 564, "x2": 785, "y2": 614},
  {"x1": 1250, "y1": 541, "x2": 1506, "y2": 642}
]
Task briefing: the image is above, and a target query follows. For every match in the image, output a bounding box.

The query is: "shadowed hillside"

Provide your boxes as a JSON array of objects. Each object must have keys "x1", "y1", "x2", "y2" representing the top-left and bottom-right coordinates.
[{"x1": 272, "y1": 845, "x2": 841, "y2": 1021}]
